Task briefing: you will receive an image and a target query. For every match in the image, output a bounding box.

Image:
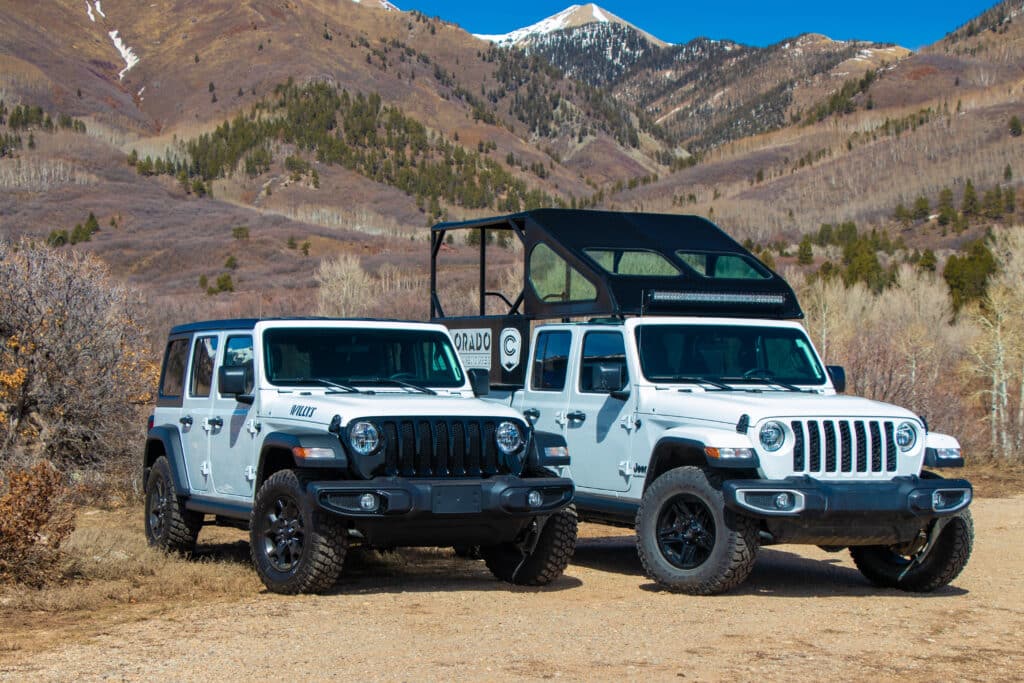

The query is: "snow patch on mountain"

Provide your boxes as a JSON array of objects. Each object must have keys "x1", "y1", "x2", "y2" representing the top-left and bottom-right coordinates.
[
  {"x1": 85, "y1": 2, "x2": 94, "y2": 22},
  {"x1": 351, "y1": 0, "x2": 400, "y2": 10},
  {"x1": 94, "y1": 1, "x2": 105, "y2": 18},
  {"x1": 108, "y1": 30, "x2": 139, "y2": 80}
]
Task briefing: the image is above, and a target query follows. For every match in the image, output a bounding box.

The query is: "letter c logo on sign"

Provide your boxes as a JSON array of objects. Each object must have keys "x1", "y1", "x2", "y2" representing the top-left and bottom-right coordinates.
[{"x1": 500, "y1": 327, "x2": 522, "y2": 372}]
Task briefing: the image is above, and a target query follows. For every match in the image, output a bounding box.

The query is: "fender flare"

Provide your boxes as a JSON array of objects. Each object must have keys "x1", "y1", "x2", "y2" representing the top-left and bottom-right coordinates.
[
  {"x1": 528, "y1": 429, "x2": 570, "y2": 472},
  {"x1": 644, "y1": 434, "x2": 760, "y2": 491},
  {"x1": 257, "y1": 431, "x2": 348, "y2": 483},
  {"x1": 144, "y1": 426, "x2": 190, "y2": 496}
]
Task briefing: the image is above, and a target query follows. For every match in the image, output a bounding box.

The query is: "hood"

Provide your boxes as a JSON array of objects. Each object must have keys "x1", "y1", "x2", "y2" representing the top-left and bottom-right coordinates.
[
  {"x1": 641, "y1": 387, "x2": 919, "y2": 426},
  {"x1": 260, "y1": 390, "x2": 522, "y2": 428}
]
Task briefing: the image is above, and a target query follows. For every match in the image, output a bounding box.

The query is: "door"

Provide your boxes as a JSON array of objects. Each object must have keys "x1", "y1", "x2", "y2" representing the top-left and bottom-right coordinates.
[
  {"x1": 565, "y1": 331, "x2": 635, "y2": 493},
  {"x1": 210, "y1": 334, "x2": 257, "y2": 498},
  {"x1": 182, "y1": 334, "x2": 219, "y2": 493},
  {"x1": 520, "y1": 329, "x2": 574, "y2": 445}
]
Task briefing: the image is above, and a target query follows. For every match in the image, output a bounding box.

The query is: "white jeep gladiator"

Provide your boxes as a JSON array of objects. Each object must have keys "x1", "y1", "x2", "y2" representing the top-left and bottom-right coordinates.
[
  {"x1": 143, "y1": 318, "x2": 577, "y2": 594},
  {"x1": 431, "y1": 209, "x2": 973, "y2": 595}
]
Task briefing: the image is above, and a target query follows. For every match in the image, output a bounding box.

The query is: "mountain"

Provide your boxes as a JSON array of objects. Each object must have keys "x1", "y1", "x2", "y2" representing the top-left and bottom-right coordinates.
[
  {"x1": 474, "y1": 3, "x2": 667, "y2": 48},
  {"x1": 0, "y1": 0, "x2": 1020, "y2": 319}
]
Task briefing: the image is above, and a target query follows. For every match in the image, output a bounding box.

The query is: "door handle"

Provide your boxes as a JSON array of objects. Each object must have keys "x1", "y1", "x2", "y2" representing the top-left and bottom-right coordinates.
[
  {"x1": 523, "y1": 408, "x2": 540, "y2": 421},
  {"x1": 566, "y1": 411, "x2": 586, "y2": 423},
  {"x1": 179, "y1": 416, "x2": 193, "y2": 427},
  {"x1": 209, "y1": 416, "x2": 224, "y2": 429}
]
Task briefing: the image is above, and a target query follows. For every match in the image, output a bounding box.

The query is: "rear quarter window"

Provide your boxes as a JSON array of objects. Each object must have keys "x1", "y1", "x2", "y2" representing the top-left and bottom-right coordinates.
[{"x1": 159, "y1": 338, "x2": 190, "y2": 399}]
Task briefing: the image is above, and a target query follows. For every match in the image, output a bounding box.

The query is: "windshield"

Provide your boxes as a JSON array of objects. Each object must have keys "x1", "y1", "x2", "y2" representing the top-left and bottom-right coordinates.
[
  {"x1": 635, "y1": 324, "x2": 826, "y2": 386},
  {"x1": 263, "y1": 328, "x2": 465, "y2": 388}
]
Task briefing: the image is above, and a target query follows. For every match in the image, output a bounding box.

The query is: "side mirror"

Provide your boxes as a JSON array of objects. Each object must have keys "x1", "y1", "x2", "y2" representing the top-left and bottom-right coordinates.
[
  {"x1": 468, "y1": 368, "x2": 490, "y2": 397},
  {"x1": 219, "y1": 365, "x2": 253, "y2": 403},
  {"x1": 593, "y1": 362, "x2": 626, "y2": 393},
  {"x1": 827, "y1": 365, "x2": 846, "y2": 393}
]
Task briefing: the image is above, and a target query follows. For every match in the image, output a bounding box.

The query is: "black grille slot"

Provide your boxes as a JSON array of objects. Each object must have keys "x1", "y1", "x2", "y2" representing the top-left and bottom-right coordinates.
[
  {"x1": 807, "y1": 420, "x2": 821, "y2": 472},
  {"x1": 823, "y1": 421, "x2": 837, "y2": 472},
  {"x1": 855, "y1": 421, "x2": 867, "y2": 472},
  {"x1": 466, "y1": 421, "x2": 482, "y2": 476},
  {"x1": 839, "y1": 421, "x2": 852, "y2": 472},
  {"x1": 791, "y1": 421, "x2": 805, "y2": 472},
  {"x1": 869, "y1": 421, "x2": 882, "y2": 472},
  {"x1": 884, "y1": 421, "x2": 897, "y2": 471},
  {"x1": 451, "y1": 422, "x2": 466, "y2": 475},
  {"x1": 383, "y1": 422, "x2": 400, "y2": 476},
  {"x1": 433, "y1": 421, "x2": 450, "y2": 477},
  {"x1": 400, "y1": 421, "x2": 416, "y2": 476}
]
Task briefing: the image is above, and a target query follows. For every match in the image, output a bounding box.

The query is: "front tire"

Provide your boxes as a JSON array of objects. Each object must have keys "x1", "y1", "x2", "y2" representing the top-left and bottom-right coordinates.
[
  {"x1": 636, "y1": 466, "x2": 759, "y2": 595},
  {"x1": 850, "y1": 510, "x2": 974, "y2": 592},
  {"x1": 144, "y1": 456, "x2": 203, "y2": 554},
  {"x1": 482, "y1": 505, "x2": 578, "y2": 586},
  {"x1": 250, "y1": 470, "x2": 347, "y2": 594}
]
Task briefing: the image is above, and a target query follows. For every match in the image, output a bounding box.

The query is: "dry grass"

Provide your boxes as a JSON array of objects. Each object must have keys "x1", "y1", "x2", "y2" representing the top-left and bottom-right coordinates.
[{"x1": 0, "y1": 507, "x2": 258, "y2": 617}]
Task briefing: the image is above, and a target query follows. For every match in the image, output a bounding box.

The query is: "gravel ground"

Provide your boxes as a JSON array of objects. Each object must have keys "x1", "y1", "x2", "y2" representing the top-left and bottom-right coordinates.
[{"x1": 3, "y1": 496, "x2": 1023, "y2": 682}]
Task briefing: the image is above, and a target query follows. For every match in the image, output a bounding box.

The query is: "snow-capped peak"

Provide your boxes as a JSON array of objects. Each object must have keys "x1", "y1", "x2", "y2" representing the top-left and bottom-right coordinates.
[{"x1": 474, "y1": 3, "x2": 666, "y2": 47}]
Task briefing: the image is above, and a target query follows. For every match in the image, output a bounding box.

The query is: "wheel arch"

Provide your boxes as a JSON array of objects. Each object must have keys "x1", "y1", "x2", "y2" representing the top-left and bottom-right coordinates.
[
  {"x1": 144, "y1": 426, "x2": 189, "y2": 495},
  {"x1": 643, "y1": 437, "x2": 708, "y2": 492}
]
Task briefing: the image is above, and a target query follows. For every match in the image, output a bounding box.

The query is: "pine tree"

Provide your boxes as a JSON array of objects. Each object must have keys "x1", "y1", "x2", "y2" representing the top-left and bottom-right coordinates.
[
  {"x1": 912, "y1": 195, "x2": 930, "y2": 220},
  {"x1": 918, "y1": 249, "x2": 937, "y2": 273},
  {"x1": 937, "y1": 187, "x2": 956, "y2": 226},
  {"x1": 1010, "y1": 115, "x2": 1023, "y2": 137},
  {"x1": 797, "y1": 235, "x2": 814, "y2": 265},
  {"x1": 961, "y1": 179, "x2": 979, "y2": 216}
]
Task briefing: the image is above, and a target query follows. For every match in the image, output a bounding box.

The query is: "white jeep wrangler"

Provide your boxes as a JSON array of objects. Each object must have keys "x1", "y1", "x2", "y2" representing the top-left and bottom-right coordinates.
[
  {"x1": 431, "y1": 209, "x2": 974, "y2": 595},
  {"x1": 143, "y1": 318, "x2": 577, "y2": 594}
]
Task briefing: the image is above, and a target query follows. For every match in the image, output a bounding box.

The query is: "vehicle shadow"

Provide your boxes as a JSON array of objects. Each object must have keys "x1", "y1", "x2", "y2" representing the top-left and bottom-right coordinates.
[
  {"x1": 193, "y1": 538, "x2": 584, "y2": 595},
  {"x1": 573, "y1": 534, "x2": 969, "y2": 598}
]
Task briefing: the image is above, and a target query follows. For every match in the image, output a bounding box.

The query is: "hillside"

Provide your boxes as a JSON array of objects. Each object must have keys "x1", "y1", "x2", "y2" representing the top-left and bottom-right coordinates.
[{"x1": 0, "y1": 0, "x2": 1022, "y2": 328}]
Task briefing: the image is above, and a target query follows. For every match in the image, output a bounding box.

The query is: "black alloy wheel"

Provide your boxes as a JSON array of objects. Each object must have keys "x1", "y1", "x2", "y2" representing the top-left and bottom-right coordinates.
[
  {"x1": 656, "y1": 493, "x2": 716, "y2": 570},
  {"x1": 260, "y1": 494, "x2": 306, "y2": 573}
]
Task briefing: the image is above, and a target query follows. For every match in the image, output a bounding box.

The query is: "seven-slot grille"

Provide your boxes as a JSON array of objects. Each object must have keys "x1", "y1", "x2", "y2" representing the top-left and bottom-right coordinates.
[
  {"x1": 376, "y1": 418, "x2": 522, "y2": 478},
  {"x1": 790, "y1": 419, "x2": 899, "y2": 475}
]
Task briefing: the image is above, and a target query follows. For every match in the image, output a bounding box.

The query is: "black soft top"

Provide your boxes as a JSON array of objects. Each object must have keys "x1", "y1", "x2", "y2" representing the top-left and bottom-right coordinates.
[{"x1": 431, "y1": 209, "x2": 802, "y2": 320}]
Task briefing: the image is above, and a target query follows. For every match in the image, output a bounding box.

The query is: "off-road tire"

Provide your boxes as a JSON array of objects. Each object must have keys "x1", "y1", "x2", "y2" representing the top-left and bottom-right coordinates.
[
  {"x1": 482, "y1": 505, "x2": 578, "y2": 586},
  {"x1": 144, "y1": 456, "x2": 203, "y2": 554},
  {"x1": 249, "y1": 470, "x2": 347, "y2": 595},
  {"x1": 850, "y1": 510, "x2": 974, "y2": 592},
  {"x1": 636, "y1": 466, "x2": 759, "y2": 595}
]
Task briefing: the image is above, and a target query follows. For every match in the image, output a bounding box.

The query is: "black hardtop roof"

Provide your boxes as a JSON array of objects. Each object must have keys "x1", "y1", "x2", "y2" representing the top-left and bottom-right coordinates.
[
  {"x1": 430, "y1": 209, "x2": 803, "y2": 320},
  {"x1": 168, "y1": 317, "x2": 435, "y2": 336},
  {"x1": 433, "y1": 209, "x2": 739, "y2": 253}
]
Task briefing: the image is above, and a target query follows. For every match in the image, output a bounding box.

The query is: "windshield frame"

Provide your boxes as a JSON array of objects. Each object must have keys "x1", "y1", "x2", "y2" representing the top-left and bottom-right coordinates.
[
  {"x1": 634, "y1": 323, "x2": 827, "y2": 387},
  {"x1": 261, "y1": 326, "x2": 467, "y2": 390}
]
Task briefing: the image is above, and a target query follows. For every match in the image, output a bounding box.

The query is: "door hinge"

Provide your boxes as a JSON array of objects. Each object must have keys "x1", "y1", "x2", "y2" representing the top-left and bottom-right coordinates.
[
  {"x1": 554, "y1": 410, "x2": 567, "y2": 428},
  {"x1": 244, "y1": 465, "x2": 256, "y2": 482},
  {"x1": 618, "y1": 460, "x2": 633, "y2": 477},
  {"x1": 200, "y1": 461, "x2": 211, "y2": 477},
  {"x1": 247, "y1": 420, "x2": 261, "y2": 436}
]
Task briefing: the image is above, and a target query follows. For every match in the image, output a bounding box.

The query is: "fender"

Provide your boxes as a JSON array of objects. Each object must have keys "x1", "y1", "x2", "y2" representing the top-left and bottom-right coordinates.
[
  {"x1": 257, "y1": 431, "x2": 348, "y2": 483},
  {"x1": 144, "y1": 425, "x2": 190, "y2": 496},
  {"x1": 645, "y1": 426, "x2": 760, "y2": 490},
  {"x1": 529, "y1": 429, "x2": 571, "y2": 471}
]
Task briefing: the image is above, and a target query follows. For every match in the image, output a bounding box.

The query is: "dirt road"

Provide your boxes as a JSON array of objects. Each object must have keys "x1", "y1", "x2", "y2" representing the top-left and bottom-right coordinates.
[{"x1": 3, "y1": 496, "x2": 1023, "y2": 682}]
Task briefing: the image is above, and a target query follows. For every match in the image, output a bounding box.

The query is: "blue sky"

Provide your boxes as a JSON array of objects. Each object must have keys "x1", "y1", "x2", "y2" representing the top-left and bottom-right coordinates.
[{"x1": 403, "y1": 1, "x2": 998, "y2": 49}]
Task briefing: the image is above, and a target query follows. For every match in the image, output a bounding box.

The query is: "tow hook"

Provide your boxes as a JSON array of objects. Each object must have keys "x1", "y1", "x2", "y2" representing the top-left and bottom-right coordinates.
[{"x1": 899, "y1": 517, "x2": 950, "y2": 581}]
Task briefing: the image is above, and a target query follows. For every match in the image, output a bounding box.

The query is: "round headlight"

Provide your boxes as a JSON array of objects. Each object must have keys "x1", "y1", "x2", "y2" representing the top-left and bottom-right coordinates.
[
  {"x1": 349, "y1": 421, "x2": 381, "y2": 456},
  {"x1": 495, "y1": 421, "x2": 523, "y2": 456},
  {"x1": 759, "y1": 421, "x2": 786, "y2": 452},
  {"x1": 896, "y1": 422, "x2": 917, "y2": 451}
]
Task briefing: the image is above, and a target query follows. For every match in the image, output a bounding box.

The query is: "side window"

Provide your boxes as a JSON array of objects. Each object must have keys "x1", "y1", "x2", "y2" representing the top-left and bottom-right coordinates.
[
  {"x1": 189, "y1": 335, "x2": 219, "y2": 398},
  {"x1": 579, "y1": 332, "x2": 627, "y2": 394},
  {"x1": 159, "y1": 338, "x2": 190, "y2": 398},
  {"x1": 528, "y1": 244, "x2": 597, "y2": 303},
  {"x1": 221, "y1": 335, "x2": 254, "y2": 395},
  {"x1": 530, "y1": 331, "x2": 571, "y2": 391}
]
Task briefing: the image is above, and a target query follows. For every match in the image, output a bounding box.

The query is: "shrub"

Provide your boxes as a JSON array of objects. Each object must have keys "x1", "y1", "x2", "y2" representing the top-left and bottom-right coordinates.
[
  {"x1": 0, "y1": 240, "x2": 156, "y2": 468},
  {"x1": 0, "y1": 460, "x2": 75, "y2": 586}
]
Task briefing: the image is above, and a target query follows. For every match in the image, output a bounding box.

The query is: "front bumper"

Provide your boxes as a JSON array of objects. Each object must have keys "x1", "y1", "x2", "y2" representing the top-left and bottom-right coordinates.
[
  {"x1": 308, "y1": 475, "x2": 574, "y2": 520},
  {"x1": 723, "y1": 475, "x2": 972, "y2": 520}
]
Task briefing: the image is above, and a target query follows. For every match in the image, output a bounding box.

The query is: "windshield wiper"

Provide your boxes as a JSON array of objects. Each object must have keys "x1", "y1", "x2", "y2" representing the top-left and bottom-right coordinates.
[
  {"x1": 663, "y1": 376, "x2": 733, "y2": 391},
  {"x1": 356, "y1": 377, "x2": 437, "y2": 395},
  {"x1": 722, "y1": 374, "x2": 806, "y2": 392},
  {"x1": 306, "y1": 378, "x2": 361, "y2": 394}
]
